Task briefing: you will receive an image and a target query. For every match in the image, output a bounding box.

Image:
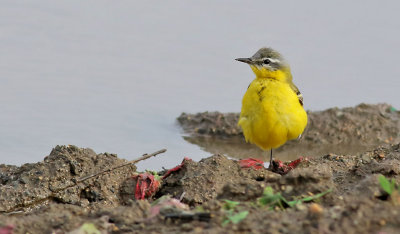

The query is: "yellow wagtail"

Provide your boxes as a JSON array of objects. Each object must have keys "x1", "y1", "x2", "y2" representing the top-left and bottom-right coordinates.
[{"x1": 236, "y1": 47, "x2": 307, "y2": 166}]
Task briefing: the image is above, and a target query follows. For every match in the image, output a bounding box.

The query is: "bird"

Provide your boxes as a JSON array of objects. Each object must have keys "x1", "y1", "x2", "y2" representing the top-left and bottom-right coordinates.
[{"x1": 236, "y1": 47, "x2": 307, "y2": 166}]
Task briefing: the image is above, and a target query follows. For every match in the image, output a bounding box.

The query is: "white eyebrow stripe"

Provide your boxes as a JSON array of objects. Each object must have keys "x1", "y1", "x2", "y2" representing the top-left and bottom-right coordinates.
[{"x1": 265, "y1": 58, "x2": 281, "y2": 63}]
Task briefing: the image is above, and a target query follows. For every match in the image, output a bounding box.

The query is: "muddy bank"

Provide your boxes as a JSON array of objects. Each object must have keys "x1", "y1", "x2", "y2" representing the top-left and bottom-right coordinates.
[
  {"x1": 1, "y1": 144, "x2": 400, "y2": 233},
  {"x1": 1, "y1": 103, "x2": 400, "y2": 233},
  {"x1": 178, "y1": 103, "x2": 400, "y2": 161}
]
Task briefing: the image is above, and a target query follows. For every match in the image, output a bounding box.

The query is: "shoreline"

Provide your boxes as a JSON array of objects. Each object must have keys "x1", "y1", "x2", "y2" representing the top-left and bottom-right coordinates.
[{"x1": 1, "y1": 103, "x2": 400, "y2": 233}]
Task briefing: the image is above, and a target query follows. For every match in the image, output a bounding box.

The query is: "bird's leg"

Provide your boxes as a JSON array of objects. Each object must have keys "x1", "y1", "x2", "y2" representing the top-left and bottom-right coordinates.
[{"x1": 269, "y1": 149, "x2": 273, "y2": 166}]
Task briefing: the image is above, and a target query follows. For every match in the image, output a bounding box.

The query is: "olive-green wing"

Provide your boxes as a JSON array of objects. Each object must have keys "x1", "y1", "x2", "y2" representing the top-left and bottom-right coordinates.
[{"x1": 289, "y1": 83, "x2": 303, "y2": 106}]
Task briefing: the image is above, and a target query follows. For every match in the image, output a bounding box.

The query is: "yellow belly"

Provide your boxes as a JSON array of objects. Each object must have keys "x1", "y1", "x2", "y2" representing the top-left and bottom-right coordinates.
[{"x1": 238, "y1": 78, "x2": 307, "y2": 150}]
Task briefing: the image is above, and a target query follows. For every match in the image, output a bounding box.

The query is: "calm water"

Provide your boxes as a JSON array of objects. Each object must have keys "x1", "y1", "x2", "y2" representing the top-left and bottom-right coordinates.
[{"x1": 1, "y1": 1, "x2": 399, "y2": 170}]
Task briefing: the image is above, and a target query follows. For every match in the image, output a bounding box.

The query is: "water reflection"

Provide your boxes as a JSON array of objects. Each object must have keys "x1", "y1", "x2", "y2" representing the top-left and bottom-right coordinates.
[{"x1": 183, "y1": 135, "x2": 373, "y2": 162}]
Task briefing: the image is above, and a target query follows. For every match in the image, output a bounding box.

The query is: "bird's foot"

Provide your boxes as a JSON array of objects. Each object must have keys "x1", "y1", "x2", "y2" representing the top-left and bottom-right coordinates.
[
  {"x1": 238, "y1": 158, "x2": 265, "y2": 170},
  {"x1": 270, "y1": 157, "x2": 307, "y2": 175}
]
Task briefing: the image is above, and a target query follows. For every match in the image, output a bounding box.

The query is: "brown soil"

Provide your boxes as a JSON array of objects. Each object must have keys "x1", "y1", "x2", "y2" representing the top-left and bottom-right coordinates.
[
  {"x1": 1, "y1": 103, "x2": 400, "y2": 233},
  {"x1": 178, "y1": 103, "x2": 400, "y2": 161}
]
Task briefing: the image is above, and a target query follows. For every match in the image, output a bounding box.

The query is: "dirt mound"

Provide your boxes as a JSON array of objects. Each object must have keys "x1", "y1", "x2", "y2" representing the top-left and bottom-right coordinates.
[
  {"x1": 1, "y1": 143, "x2": 400, "y2": 233},
  {"x1": 178, "y1": 103, "x2": 400, "y2": 161},
  {"x1": 177, "y1": 103, "x2": 399, "y2": 145},
  {"x1": 158, "y1": 155, "x2": 280, "y2": 205},
  {"x1": 0, "y1": 145, "x2": 136, "y2": 213}
]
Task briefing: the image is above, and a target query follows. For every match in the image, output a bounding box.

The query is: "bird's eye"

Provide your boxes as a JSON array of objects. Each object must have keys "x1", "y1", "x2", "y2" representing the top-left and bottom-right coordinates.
[{"x1": 263, "y1": 59, "x2": 271, "y2": 64}]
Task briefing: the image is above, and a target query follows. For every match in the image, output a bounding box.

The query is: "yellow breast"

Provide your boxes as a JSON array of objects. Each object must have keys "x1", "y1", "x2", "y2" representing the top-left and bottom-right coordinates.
[{"x1": 238, "y1": 77, "x2": 307, "y2": 150}]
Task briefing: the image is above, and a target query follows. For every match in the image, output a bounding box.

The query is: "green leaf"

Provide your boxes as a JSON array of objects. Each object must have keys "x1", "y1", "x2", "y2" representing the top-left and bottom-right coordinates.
[
  {"x1": 391, "y1": 179, "x2": 397, "y2": 192},
  {"x1": 258, "y1": 187, "x2": 331, "y2": 210},
  {"x1": 379, "y1": 175, "x2": 393, "y2": 195},
  {"x1": 222, "y1": 219, "x2": 230, "y2": 226},
  {"x1": 258, "y1": 187, "x2": 278, "y2": 206},
  {"x1": 228, "y1": 211, "x2": 249, "y2": 224},
  {"x1": 223, "y1": 200, "x2": 240, "y2": 210},
  {"x1": 147, "y1": 170, "x2": 162, "y2": 181},
  {"x1": 287, "y1": 200, "x2": 301, "y2": 207},
  {"x1": 300, "y1": 189, "x2": 332, "y2": 202},
  {"x1": 194, "y1": 205, "x2": 205, "y2": 212},
  {"x1": 72, "y1": 223, "x2": 101, "y2": 234},
  {"x1": 263, "y1": 186, "x2": 274, "y2": 196},
  {"x1": 258, "y1": 186, "x2": 292, "y2": 209}
]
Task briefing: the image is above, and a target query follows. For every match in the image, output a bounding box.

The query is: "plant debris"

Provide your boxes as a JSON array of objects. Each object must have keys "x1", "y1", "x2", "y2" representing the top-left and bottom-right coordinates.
[
  {"x1": 271, "y1": 157, "x2": 307, "y2": 174},
  {"x1": 162, "y1": 157, "x2": 192, "y2": 179},
  {"x1": 133, "y1": 172, "x2": 161, "y2": 200},
  {"x1": 238, "y1": 158, "x2": 265, "y2": 170}
]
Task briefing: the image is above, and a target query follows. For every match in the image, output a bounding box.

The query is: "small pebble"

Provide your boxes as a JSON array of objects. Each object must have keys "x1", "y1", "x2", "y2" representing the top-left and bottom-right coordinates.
[
  {"x1": 193, "y1": 227, "x2": 203, "y2": 233},
  {"x1": 284, "y1": 185, "x2": 293, "y2": 193},
  {"x1": 379, "y1": 219, "x2": 386, "y2": 226},
  {"x1": 295, "y1": 203, "x2": 306, "y2": 211},
  {"x1": 309, "y1": 203, "x2": 323, "y2": 215},
  {"x1": 181, "y1": 223, "x2": 193, "y2": 231}
]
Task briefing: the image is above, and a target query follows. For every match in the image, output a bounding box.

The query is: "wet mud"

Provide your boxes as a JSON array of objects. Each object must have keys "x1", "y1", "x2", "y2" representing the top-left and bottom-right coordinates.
[
  {"x1": 1, "y1": 103, "x2": 400, "y2": 233},
  {"x1": 178, "y1": 103, "x2": 400, "y2": 161}
]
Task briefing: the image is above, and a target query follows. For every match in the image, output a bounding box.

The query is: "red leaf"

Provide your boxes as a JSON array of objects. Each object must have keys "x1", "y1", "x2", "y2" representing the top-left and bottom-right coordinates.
[
  {"x1": 271, "y1": 157, "x2": 307, "y2": 175},
  {"x1": 162, "y1": 157, "x2": 192, "y2": 179},
  {"x1": 133, "y1": 173, "x2": 161, "y2": 200},
  {"x1": 0, "y1": 225, "x2": 14, "y2": 234},
  {"x1": 287, "y1": 156, "x2": 304, "y2": 169},
  {"x1": 239, "y1": 158, "x2": 265, "y2": 170}
]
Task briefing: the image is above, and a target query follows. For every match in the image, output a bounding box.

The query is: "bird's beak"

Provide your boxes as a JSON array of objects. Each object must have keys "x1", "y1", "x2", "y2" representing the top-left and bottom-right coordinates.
[{"x1": 235, "y1": 57, "x2": 254, "y2": 64}]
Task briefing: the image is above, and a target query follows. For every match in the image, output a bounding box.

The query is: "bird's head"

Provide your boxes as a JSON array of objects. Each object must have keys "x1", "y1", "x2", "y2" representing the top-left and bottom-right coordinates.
[{"x1": 236, "y1": 47, "x2": 292, "y2": 81}]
